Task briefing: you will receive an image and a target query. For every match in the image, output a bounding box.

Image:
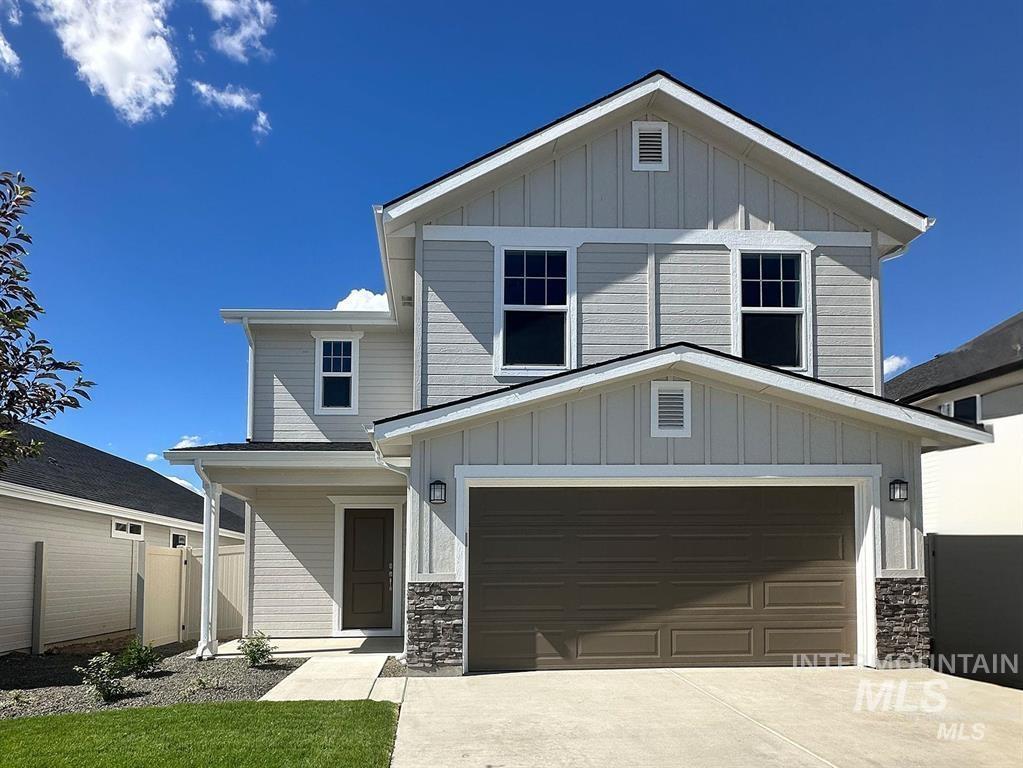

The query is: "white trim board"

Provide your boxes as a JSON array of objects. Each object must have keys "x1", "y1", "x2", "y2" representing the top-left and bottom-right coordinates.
[
  {"x1": 452, "y1": 463, "x2": 881, "y2": 672},
  {"x1": 221, "y1": 309, "x2": 396, "y2": 327},
  {"x1": 165, "y1": 450, "x2": 409, "y2": 470},
  {"x1": 373, "y1": 346, "x2": 991, "y2": 448},
  {"x1": 422, "y1": 225, "x2": 871, "y2": 250},
  {"x1": 328, "y1": 496, "x2": 405, "y2": 638},
  {"x1": 383, "y1": 73, "x2": 930, "y2": 235},
  {"x1": 0, "y1": 480, "x2": 244, "y2": 539}
]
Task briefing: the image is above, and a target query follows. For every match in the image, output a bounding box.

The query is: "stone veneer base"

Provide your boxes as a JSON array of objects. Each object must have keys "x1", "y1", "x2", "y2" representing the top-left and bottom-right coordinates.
[
  {"x1": 405, "y1": 581, "x2": 463, "y2": 672},
  {"x1": 875, "y1": 577, "x2": 930, "y2": 665}
]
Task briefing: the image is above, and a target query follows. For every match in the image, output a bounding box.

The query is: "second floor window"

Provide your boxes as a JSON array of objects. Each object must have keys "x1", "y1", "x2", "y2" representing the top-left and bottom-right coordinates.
[
  {"x1": 501, "y1": 249, "x2": 569, "y2": 370},
  {"x1": 739, "y1": 253, "x2": 804, "y2": 369},
  {"x1": 314, "y1": 334, "x2": 360, "y2": 414}
]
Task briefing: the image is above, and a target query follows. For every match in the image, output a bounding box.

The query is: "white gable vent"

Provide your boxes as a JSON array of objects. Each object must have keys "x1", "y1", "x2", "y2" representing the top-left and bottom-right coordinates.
[
  {"x1": 632, "y1": 121, "x2": 669, "y2": 171},
  {"x1": 651, "y1": 380, "x2": 692, "y2": 437}
]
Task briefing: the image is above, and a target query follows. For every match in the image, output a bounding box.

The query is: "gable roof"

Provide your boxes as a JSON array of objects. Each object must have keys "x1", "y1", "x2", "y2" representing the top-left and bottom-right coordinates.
[
  {"x1": 885, "y1": 312, "x2": 1023, "y2": 403},
  {"x1": 372, "y1": 340, "x2": 989, "y2": 449},
  {"x1": 0, "y1": 423, "x2": 245, "y2": 532},
  {"x1": 380, "y1": 70, "x2": 931, "y2": 240}
]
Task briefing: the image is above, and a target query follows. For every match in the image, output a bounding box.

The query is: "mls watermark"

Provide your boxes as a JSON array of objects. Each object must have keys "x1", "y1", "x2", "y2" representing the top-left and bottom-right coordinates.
[{"x1": 789, "y1": 652, "x2": 1018, "y2": 741}]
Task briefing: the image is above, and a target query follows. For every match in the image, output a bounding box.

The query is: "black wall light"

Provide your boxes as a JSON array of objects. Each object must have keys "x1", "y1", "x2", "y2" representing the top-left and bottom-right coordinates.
[
  {"x1": 429, "y1": 480, "x2": 447, "y2": 504},
  {"x1": 889, "y1": 479, "x2": 909, "y2": 502}
]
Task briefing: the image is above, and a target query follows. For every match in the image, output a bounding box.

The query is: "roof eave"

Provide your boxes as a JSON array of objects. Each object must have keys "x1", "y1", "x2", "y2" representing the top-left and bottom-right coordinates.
[
  {"x1": 165, "y1": 449, "x2": 410, "y2": 470},
  {"x1": 220, "y1": 309, "x2": 397, "y2": 326}
]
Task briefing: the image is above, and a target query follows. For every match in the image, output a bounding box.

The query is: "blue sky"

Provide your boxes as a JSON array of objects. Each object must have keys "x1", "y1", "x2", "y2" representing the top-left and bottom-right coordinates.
[{"x1": 1, "y1": 1, "x2": 1020, "y2": 491}]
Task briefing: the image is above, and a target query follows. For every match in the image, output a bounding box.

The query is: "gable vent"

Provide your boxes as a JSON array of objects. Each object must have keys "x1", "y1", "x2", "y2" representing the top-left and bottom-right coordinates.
[
  {"x1": 632, "y1": 121, "x2": 669, "y2": 171},
  {"x1": 651, "y1": 381, "x2": 692, "y2": 438}
]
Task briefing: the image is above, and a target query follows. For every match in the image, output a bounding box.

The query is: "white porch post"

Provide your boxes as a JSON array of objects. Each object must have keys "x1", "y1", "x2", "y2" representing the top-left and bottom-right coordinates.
[{"x1": 197, "y1": 480, "x2": 222, "y2": 659}]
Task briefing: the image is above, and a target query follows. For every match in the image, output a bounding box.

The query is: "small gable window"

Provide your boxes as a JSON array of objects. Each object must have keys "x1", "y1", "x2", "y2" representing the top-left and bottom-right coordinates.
[
  {"x1": 632, "y1": 121, "x2": 669, "y2": 172},
  {"x1": 170, "y1": 532, "x2": 188, "y2": 548},
  {"x1": 313, "y1": 333, "x2": 362, "y2": 414},
  {"x1": 939, "y1": 395, "x2": 980, "y2": 424}
]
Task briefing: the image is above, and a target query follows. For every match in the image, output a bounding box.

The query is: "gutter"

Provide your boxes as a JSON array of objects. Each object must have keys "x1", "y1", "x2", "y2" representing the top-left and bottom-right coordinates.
[{"x1": 365, "y1": 425, "x2": 409, "y2": 477}]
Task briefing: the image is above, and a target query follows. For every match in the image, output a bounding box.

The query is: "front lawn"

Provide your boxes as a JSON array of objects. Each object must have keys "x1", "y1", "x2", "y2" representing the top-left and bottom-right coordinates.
[{"x1": 0, "y1": 700, "x2": 398, "y2": 768}]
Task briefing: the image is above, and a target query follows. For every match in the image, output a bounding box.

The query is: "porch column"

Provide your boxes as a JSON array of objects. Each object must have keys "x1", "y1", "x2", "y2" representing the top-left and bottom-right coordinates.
[{"x1": 197, "y1": 481, "x2": 222, "y2": 659}]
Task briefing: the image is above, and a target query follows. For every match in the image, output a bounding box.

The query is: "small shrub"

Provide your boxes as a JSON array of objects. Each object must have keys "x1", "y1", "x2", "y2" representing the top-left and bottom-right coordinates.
[
  {"x1": 117, "y1": 635, "x2": 161, "y2": 678},
  {"x1": 74, "y1": 653, "x2": 126, "y2": 702},
  {"x1": 237, "y1": 631, "x2": 276, "y2": 667},
  {"x1": 0, "y1": 690, "x2": 30, "y2": 711}
]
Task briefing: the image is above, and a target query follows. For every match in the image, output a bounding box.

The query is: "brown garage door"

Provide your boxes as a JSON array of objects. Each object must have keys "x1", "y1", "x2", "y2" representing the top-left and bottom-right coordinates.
[{"x1": 467, "y1": 486, "x2": 856, "y2": 671}]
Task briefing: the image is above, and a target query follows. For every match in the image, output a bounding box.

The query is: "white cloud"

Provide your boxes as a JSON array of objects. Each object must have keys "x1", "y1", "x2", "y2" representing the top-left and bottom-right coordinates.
[
  {"x1": 191, "y1": 79, "x2": 259, "y2": 110},
  {"x1": 166, "y1": 475, "x2": 203, "y2": 495},
  {"x1": 201, "y1": 0, "x2": 275, "y2": 63},
  {"x1": 252, "y1": 109, "x2": 270, "y2": 138},
  {"x1": 336, "y1": 289, "x2": 389, "y2": 312},
  {"x1": 0, "y1": 0, "x2": 22, "y2": 75},
  {"x1": 145, "y1": 452, "x2": 160, "y2": 462},
  {"x1": 33, "y1": 0, "x2": 177, "y2": 123},
  {"x1": 191, "y1": 79, "x2": 270, "y2": 139},
  {"x1": 883, "y1": 354, "x2": 911, "y2": 378},
  {"x1": 171, "y1": 434, "x2": 202, "y2": 449}
]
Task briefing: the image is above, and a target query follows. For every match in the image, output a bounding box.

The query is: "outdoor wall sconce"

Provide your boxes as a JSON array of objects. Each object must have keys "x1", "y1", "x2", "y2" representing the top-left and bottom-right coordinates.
[
  {"x1": 889, "y1": 479, "x2": 909, "y2": 502},
  {"x1": 429, "y1": 480, "x2": 447, "y2": 504}
]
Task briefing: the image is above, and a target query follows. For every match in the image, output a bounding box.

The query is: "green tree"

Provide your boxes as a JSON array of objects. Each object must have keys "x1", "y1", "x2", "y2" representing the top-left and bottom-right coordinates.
[{"x1": 0, "y1": 171, "x2": 93, "y2": 468}]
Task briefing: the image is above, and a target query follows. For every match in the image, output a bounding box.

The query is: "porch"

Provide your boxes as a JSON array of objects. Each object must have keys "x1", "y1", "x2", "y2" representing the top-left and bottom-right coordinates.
[{"x1": 165, "y1": 443, "x2": 410, "y2": 658}]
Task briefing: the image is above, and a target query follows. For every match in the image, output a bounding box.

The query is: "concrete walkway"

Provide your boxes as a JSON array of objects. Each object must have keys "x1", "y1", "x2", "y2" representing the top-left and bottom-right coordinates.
[
  {"x1": 392, "y1": 667, "x2": 1023, "y2": 768},
  {"x1": 247, "y1": 638, "x2": 406, "y2": 702}
]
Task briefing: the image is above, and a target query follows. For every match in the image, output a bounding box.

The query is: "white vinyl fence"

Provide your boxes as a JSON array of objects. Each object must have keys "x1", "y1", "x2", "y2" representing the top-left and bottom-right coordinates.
[{"x1": 139, "y1": 544, "x2": 244, "y2": 647}]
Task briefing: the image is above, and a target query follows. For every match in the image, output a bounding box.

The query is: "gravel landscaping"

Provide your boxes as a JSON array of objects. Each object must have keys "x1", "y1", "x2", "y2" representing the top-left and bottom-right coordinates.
[
  {"x1": 0, "y1": 641, "x2": 305, "y2": 720},
  {"x1": 378, "y1": 656, "x2": 407, "y2": 678}
]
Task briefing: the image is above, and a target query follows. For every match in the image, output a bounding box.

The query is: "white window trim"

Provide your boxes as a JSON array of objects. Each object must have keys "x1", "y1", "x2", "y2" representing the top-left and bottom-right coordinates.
[
  {"x1": 312, "y1": 331, "x2": 363, "y2": 415},
  {"x1": 170, "y1": 530, "x2": 188, "y2": 548},
  {"x1": 111, "y1": 518, "x2": 144, "y2": 541},
  {"x1": 631, "y1": 120, "x2": 669, "y2": 172},
  {"x1": 492, "y1": 245, "x2": 578, "y2": 378},
  {"x1": 730, "y1": 249, "x2": 814, "y2": 375},
  {"x1": 650, "y1": 380, "x2": 692, "y2": 438},
  {"x1": 940, "y1": 394, "x2": 982, "y2": 423}
]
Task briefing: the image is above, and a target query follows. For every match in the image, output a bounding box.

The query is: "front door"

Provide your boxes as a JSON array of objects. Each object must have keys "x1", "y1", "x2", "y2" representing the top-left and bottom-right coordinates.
[{"x1": 342, "y1": 509, "x2": 394, "y2": 629}]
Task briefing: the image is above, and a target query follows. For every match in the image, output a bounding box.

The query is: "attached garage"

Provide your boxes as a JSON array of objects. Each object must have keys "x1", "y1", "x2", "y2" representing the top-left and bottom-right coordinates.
[{"x1": 467, "y1": 486, "x2": 857, "y2": 671}]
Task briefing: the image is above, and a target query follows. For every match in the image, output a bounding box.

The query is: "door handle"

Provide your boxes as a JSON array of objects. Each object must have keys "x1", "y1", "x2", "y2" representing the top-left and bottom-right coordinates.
[{"x1": 388, "y1": 562, "x2": 393, "y2": 592}]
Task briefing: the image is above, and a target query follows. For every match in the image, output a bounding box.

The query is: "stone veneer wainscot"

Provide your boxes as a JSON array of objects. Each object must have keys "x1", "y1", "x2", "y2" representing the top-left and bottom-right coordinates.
[
  {"x1": 875, "y1": 577, "x2": 931, "y2": 665},
  {"x1": 406, "y1": 582, "x2": 463, "y2": 671}
]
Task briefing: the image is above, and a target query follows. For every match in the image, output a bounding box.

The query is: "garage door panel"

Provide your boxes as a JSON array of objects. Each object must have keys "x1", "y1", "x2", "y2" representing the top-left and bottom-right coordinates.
[{"x1": 468, "y1": 487, "x2": 856, "y2": 670}]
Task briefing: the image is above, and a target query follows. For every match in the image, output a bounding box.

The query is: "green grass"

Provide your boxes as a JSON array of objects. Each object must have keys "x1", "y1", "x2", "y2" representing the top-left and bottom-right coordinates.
[{"x1": 0, "y1": 700, "x2": 398, "y2": 768}]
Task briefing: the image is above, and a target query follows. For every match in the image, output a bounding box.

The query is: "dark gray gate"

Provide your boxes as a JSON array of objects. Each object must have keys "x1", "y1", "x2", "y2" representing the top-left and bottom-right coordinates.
[{"x1": 927, "y1": 534, "x2": 1023, "y2": 688}]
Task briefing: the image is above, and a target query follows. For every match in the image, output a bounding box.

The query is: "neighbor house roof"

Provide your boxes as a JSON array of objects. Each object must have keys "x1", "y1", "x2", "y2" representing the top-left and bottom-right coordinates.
[
  {"x1": 0, "y1": 423, "x2": 245, "y2": 532},
  {"x1": 167, "y1": 441, "x2": 374, "y2": 452},
  {"x1": 885, "y1": 312, "x2": 1023, "y2": 403},
  {"x1": 373, "y1": 340, "x2": 989, "y2": 449},
  {"x1": 380, "y1": 70, "x2": 932, "y2": 240}
]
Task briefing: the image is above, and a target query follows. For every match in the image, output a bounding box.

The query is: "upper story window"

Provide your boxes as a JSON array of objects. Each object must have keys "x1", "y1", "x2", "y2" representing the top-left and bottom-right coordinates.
[
  {"x1": 496, "y1": 248, "x2": 575, "y2": 376},
  {"x1": 738, "y1": 252, "x2": 807, "y2": 370},
  {"x1": 312, "y1": 332, "x2": 362, "y2": 415},
  {"x1": 939, "y1": 395, "x2": 980, "y2": 424},
  {"x1": 170, "y1": 531, "x2": 188, "y2": 548}
]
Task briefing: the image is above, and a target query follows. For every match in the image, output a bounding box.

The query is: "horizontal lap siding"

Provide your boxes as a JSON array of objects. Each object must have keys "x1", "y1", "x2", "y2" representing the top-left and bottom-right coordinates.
[
  {"x1": 0, "y1": 497, "x2": 216, "y2": 651},
  {"x1": 253, "y1": 328, "x2": 412, "y2": 441},
  {"x1": 657, "y1": 247, "x2": 731, "y2": 351},
  {"x1": 250, "y1": 491, "x2": 335, "y2": 636},
  {"x1": 578, "y1": 244, "x2": 648, "y2": 365},
  {"x1": 814, "y1": 247, "x2": 875, "y2": 392},
  {"x1": 424, "y1": 240, "x2": 495, "y2": 406}
]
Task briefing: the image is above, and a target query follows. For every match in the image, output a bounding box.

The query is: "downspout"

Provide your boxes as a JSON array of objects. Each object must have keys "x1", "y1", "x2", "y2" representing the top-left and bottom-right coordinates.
[
  {"x1": 365, "y1": 426, "x2": 409, "y2": 478},
  {"x1": 193, "y1": 459, "x2": 221, "y2": 659}
]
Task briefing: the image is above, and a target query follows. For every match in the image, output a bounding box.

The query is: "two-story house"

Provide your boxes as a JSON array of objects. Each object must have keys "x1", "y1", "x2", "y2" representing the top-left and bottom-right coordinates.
[{"x1": 168, "y1": 71, "x2": 988, "y2": 674}]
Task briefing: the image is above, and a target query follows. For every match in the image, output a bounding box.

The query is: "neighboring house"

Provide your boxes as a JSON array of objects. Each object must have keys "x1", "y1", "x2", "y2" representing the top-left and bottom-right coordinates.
[
  {"x1": 886, "y1": 311, "x2": 1022, "y2": 535},
  {"x1": 168, "y1": 70, "x2": 989, "y2": 673},
  {"x1": 0, "y1": 423, "x2": 244, "y2": 654}
]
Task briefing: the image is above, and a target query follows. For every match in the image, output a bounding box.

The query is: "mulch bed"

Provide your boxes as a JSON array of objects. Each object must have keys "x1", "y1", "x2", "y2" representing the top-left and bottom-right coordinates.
[
  {"x1": 378, "y1": 656, "x2": 407, "y2": 678},
  {"x1": 0, "y1": 641, "x2": 306, "y2": 720}
]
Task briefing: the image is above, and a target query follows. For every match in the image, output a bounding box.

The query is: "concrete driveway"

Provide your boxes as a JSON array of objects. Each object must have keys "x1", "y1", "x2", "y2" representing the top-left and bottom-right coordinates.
[{"x1": 392, "y1": 667, "x2": 1023, "y2": 768}]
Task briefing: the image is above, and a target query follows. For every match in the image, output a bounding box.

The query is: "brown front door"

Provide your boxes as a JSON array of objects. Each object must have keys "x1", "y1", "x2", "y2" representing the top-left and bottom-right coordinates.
[
  {"x1": 342, "y1": 509, "x2": 393, "y2": 630},
  {"x1": 468, "y1": 486, "x2": 857, "y2": 671}
]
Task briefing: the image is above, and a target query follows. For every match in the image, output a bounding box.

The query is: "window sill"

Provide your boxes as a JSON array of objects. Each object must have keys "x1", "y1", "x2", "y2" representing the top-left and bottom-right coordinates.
[
  {"x1": 314, "y1": 406, "x2": 359, "y2": 416},
  {"x1": 495, "y1": 365, "x2": 569, "y2": 378}
]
